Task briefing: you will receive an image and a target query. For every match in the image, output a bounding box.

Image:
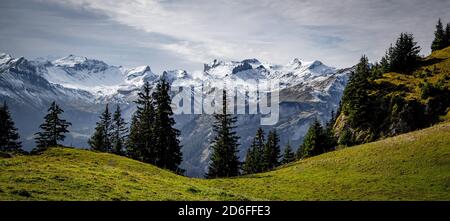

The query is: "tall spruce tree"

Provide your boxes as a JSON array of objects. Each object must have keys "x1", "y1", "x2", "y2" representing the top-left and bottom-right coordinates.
[
  {"x1": 342, "y1": 55, "x2": 372, "y2": 128},
  {"x1": 297, "y1": 118, "x2": 325, "y2": 159},
  {"x1": 263, "y1": 129, "x2": 281, "y2": 170},
  {"x1": 431, "y1": 19, "x2": 446, "y2": 51},
  {"x1": 0, "y1": 102, "x2": 22, "y2": 152},
  {"x1": 243, "y1": 144, "x2": 256, "y2": 175},
  {"x1": 323, "y1": 112, "x2": 337, "y2": 151},
  {"x1": 281, "y1": 142, "x2": 295, "y2": 165},
  {"x1": 126, "y1": 114, "x2": 142, "y2": 160},
  {"x1": 206, "y1": 90, "x2": 240, "y2": 178},
  {"x1": 88, "y1": 104, "x2": 112, "y2": 152},
  {"x1": 152, "y1": 78, "x2": 183, "y2": 173},
  {"x1": 34, "y1": 102, "x2": 71, "y2": 152},
  {"x1": 389, "y1": 33, "x2": 420, "y2": 72},
  {"x1": 379, "y1": 45, "x2": 393, "y2": 73},
  {"x1": 445, "y1": 23, "x2": 450, "y2": 48},
  {"x1": 126, "y1": 81, "x2": 157, "y2": 164},
  {"x1": 243, "y1": 128, "x2": 265, "y2": 174},
  {"x1": 111, "y1": 105, "x2": 128, "y2": 155}
]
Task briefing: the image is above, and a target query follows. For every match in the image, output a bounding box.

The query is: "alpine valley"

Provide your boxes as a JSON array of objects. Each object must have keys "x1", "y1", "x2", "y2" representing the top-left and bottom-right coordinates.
[{"x1": 0, "y1": 53, "x2": 351, "y2": 176}]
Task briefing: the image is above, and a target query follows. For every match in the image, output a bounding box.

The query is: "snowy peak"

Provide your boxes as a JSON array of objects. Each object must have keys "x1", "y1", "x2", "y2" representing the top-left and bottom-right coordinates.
[
  {"x1": 163, "y1": 70, "x2": 189, "y2": 80},
  {"x1": 125, "y1": 65, "x2": 152, "y2": 80},
  {"x1": 40, "y1": 55, "x2": 126, "y2": 95},
  {"x1": 286, "y1": 58, "x2": 327, "y2": 71},
  {"x1": 241, "y1": 58, "x2": 261, "y2": 66},
  {"x1": 52, "y1": 54, "x2": 88, "y2": 67},
  {"x1": 0, "y1": 53, "x2": 13, "y2": 65},
  {"x1": 0, "y1": 53, "x2": 28, "y2": 68},
  {"x1": 52, "y1": 54, "x2": 110, "y2": 73},
  {"x1": 202, "y1": 58, "x2": 268, "y2": 80},
  {"x1": 199, "y1": 57, "x2": 337, "y2": 87},
  {"x1": 0, "y1": 55, "x2": 36, "y2": 76},
  {"x1": 288, "y1": 58, "x2": 302, "y2": 68},
  {"x1": 203, "y1": 59, "x2": 222, "y2": 72},
  {"x1": 306, "y1": 60, "x2": 324, "y2": 69},
  {"x1": 122, "y1": 65, "x2": 161, "y2": 89},
  {"x1": 1, "y1": 52, "x2": 347, "y2": 100}
]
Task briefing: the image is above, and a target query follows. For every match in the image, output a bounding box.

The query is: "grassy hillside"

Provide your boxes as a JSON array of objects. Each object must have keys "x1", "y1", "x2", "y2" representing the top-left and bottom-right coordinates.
[
  {"x1": 374, "y1": 46, "x2": 450, "y2": 103},
  {"x1": 334, "y1": 46, "x2": 450, "y2": 144},
  {"x1": 1, "y1": 122, "x2": 450, "y2": 201}
]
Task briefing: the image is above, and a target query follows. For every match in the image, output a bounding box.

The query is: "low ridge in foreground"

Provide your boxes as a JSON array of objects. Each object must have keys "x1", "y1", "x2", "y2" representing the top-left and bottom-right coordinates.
[{"x1": 1, "y1": 122, "x2": 450, "y2": 201}]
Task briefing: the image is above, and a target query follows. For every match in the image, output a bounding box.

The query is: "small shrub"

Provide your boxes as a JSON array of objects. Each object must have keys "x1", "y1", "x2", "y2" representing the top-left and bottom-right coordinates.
[
  {"x1": 11, "y1": 189, "x2": 31, "y2": 197},
  {"x1": 186, "y1": 187, "x2": 200, "y2": 194}
]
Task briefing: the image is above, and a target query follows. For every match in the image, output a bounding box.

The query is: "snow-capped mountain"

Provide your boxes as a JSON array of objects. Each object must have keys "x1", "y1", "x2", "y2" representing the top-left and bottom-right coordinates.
[
  {"x1": 45, "y1": 55, "x2": 126, "y2": 96},
  {"x1": 175, "y1": 58, "x2": 351, "y2": 176},
  {"x1": 0, "y1": 52, "x2": 351, "y2": 177}
]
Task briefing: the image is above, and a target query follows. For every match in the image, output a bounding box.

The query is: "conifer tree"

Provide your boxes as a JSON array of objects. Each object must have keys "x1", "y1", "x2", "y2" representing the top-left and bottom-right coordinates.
[
  {"x1": 88, "y1": 104, "x2": 112, "y2": 152},
  {"x1": 379, "y1": 33, "x2": 420, "y2": 73},
  {"x1": 88, "y1": 121, "x2": 108, "y2": 152},
  {"x1": 281, "y1": 142, "x2": 295, "y2": 165},
  {"x1": 445, "y1": 23, "x2": 450, "y2": 48},
  {"x1": 152, "y1": 78, "x2": 183, "y2": 172},
  {"x1": 127, "y1": 81, "x2": 156, "y2": 164},
  {"x1": 206, "y1": 90, "x2": 240, "y2": 178},
  {"x1": 243, "y1": 128, "x2": 265, "y2": 174},
  {"x1": 342, "y1": 55, "x2": 372, "y2": 128},
  {"x1": 379, "y1": 44, "x2": 393, "y2": 73},
  {"x1": 323, "y1": 112, "x2": 337, "y2": 151},
  {"x1": 0, "y1": 102, "x2": 22, "y2": 152},
  {"x1": 34, "y1": 102, "x2": 71, "y2": 152},
  {"x1": 111, "y1": 105, "x2": 128, "y2": 155},
  {"x1": 263, "y1": 129, "x2": 281, "y2": 170},
  {"x1": 243, "y1": 146, "x2": 255, "y2": 175},
  {"x1": 297, "y1": 118, "x2": 325, "y2": 159},
  {"x1": 126, "y1": 114, "x2": 142, "y2": 160},
  {"x1": 389, "y1": 33, "x2": 420, "y2": 72},
  {"x1": 431, "y1": 19, "x2": 446, "y2": 51}
]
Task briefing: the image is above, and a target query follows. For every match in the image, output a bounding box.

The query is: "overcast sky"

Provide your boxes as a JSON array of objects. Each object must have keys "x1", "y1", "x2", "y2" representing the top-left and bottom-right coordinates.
[{"x1": 1, "y1": 0, "x2": 449, "y2": 73}]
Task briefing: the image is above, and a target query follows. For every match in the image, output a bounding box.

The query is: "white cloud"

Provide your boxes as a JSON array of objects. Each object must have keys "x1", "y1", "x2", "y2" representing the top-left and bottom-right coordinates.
[
  {"x1": 40, "y1": 0, "x2": 339, "y2": 64},
  {"x1": 7, "y1": 0, "x2": 450, "y2": 69}
]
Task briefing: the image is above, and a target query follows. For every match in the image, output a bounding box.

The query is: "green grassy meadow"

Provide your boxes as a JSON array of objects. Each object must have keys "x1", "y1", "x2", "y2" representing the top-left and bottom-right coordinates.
[{"x1": 1, "y1": 122, "x2": 450, "y2": 201}]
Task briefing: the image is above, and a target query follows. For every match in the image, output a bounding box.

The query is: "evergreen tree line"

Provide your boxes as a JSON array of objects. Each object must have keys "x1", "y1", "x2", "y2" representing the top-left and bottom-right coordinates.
[
  {"x1": 431, "y1": 18, "x2": 450, "y2": 52},
  {"x1": 88, "y1": 104, "x2": 128, "y2": 155},
  {"x1": 340, "y1": 33, "x2": 424, "y2": 144},
  {"x1": 378, "y1": 33, "x2": 421, "y2": 73},
  {"x1": 1, "y1": 77, "x2": 183, "y2": 174},
  {"x1": 33, "y1": 102, "x2": 72, "y2": 152},
  {"x1": 1, "y1": 100, "x2": 73, "y2": 154},
  {"x1": 242, "y1": 113, "x2": 338, "y2": 174},
  {"x1": 297, "y1": 19, "x2": 450, "y2": 157},
  {"x1": 89, "y1": 78, "x2": 183, "y2": 173},
  {"x1": 297, "y1": 116, "x2": 337, "y2": 159},
  {"x1": 207, "y1": 90, "x2": 301, "y2": 178},
  {"x1": 334, "y1": 23, "x2": 450, "y2": 146},
  {"x1": 0, "y1": 85, "x2": 338, "y2": 176},
  {"x1": 242, "y1": 128, "x2": 282, "y2": 174}
]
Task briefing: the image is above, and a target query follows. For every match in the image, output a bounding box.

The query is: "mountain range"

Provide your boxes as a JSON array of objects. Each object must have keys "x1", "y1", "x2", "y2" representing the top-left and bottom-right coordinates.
[{"x1": 0, "y1": 52, "x2": 351, "y2": 177}]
